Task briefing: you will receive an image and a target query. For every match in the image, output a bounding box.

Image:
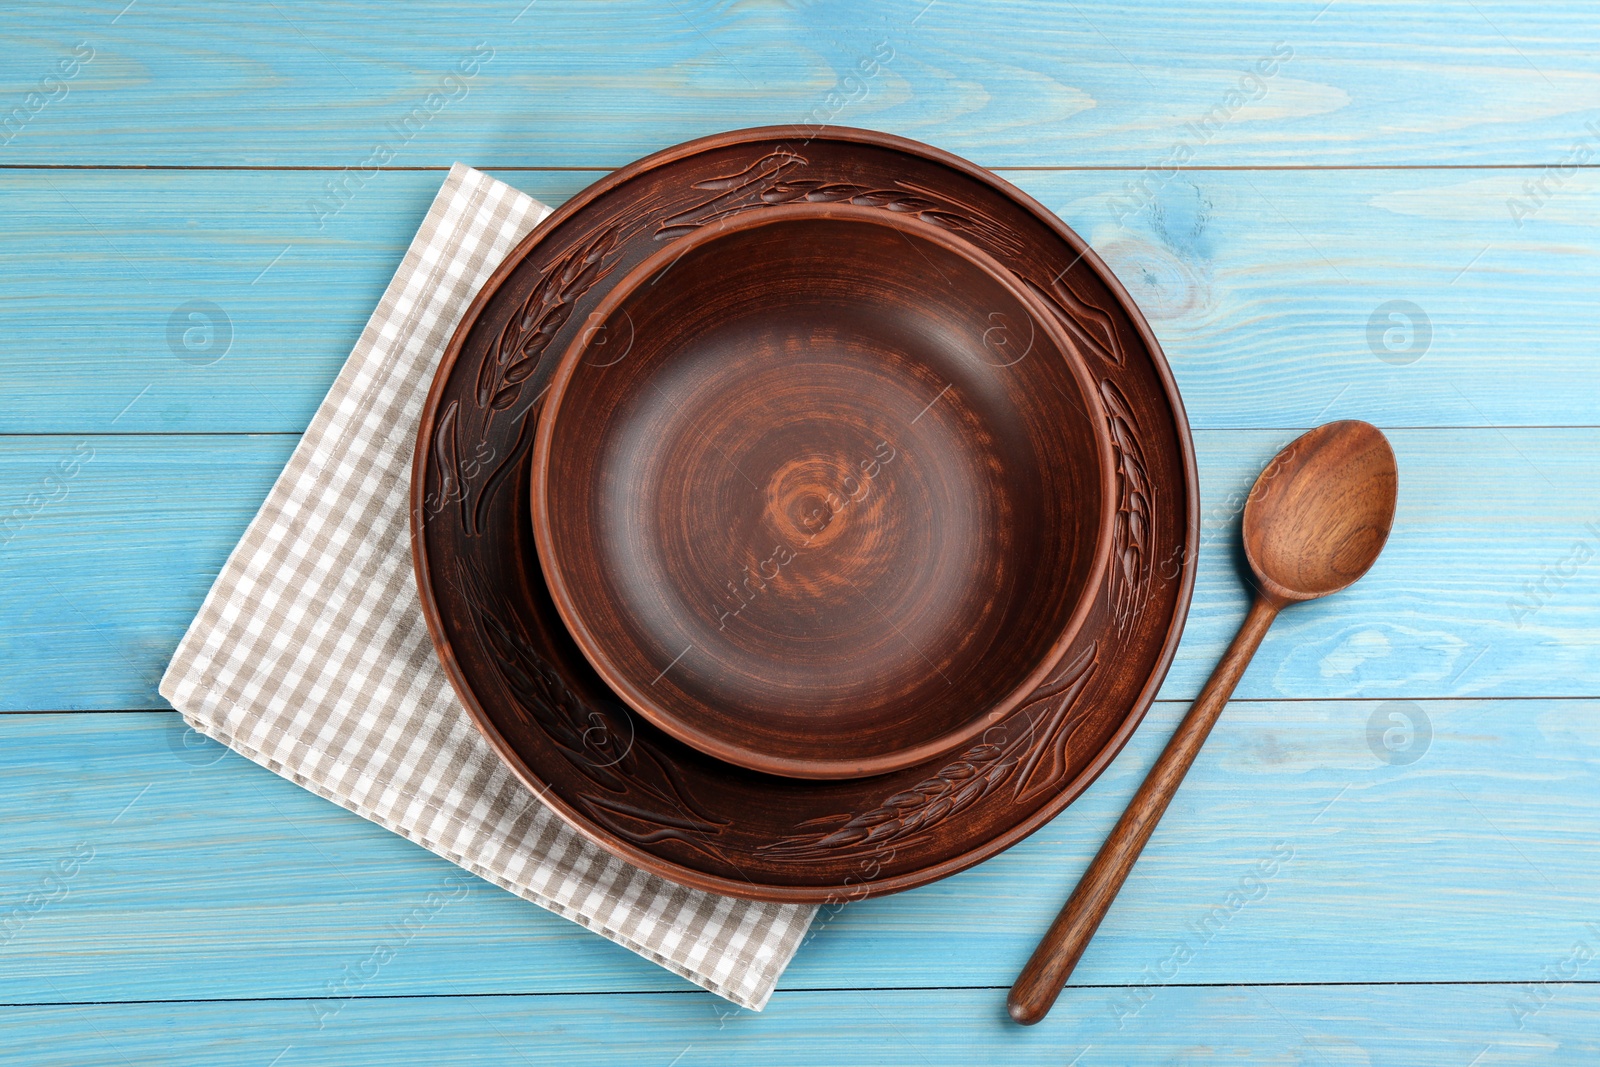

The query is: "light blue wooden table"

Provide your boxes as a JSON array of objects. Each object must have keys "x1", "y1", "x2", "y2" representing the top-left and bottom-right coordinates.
[{"x1": 5, "y1": 2, "x2": 1599, "y2": 1062}]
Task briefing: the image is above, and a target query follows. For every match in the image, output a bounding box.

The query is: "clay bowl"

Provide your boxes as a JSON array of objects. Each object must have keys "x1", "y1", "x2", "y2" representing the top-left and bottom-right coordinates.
[{"x1": 531, "y1": 203, "x2": 1116, "y2": 779}]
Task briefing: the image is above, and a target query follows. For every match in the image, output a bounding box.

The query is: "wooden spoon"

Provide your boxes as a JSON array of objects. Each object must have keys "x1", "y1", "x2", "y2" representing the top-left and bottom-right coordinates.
[{"x1": 1007, "y1": 419, "x2": 1398, "y2": 1025}]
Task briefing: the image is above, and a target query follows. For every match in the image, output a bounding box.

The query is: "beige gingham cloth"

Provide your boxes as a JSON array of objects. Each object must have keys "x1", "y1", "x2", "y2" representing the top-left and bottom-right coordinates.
[{"x1": 160, "y1": 164, "x2": 815, "y2": 1010}]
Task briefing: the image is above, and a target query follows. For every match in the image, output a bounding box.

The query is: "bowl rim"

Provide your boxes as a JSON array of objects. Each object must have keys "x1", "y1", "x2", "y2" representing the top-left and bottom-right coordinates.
[{"x1": 530, "y1": 201, "x2": 1119, "y2": 780}]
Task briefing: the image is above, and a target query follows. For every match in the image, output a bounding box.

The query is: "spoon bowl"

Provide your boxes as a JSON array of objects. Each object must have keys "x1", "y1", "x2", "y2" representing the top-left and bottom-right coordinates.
[{"x1": 1243, "y1": 420, "x2": 1398, "y2": 603}]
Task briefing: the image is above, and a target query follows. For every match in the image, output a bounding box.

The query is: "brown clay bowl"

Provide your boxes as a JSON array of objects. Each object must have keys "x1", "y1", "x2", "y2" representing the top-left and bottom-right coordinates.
[{"x1": 531, "y1": 203, "x2": 1116, "y2": 779}]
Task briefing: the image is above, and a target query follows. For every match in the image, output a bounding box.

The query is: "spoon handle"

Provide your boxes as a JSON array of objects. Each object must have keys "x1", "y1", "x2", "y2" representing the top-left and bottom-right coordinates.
[{"x1": 1007, "y1": 593, "x2": 1280, "y2": 1025}]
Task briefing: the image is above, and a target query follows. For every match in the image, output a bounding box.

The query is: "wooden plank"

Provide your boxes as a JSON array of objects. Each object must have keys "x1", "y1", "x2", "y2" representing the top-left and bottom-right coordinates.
[
  {"x1": 4, "y1": 697, "x2": 1598, "y2": 1002},
  {"x1": 3, "y1": 985, "x2": 1597, "y2": 1065},
  {"x1": 0, "y1": 434, "x2": 295, "y2": 710},
  {"x1": 0, "y1": 170, "x2": 590, "y2": 435},
  {"x1": 1, "y1": 428, "x2": 1595, "y2": 710},
  {"x1": 4, "y1": 1, "x2": 1599, "y2": 168},
  {"x1": 3, "y1": 165, "x2": 1597, "y2": 434}
]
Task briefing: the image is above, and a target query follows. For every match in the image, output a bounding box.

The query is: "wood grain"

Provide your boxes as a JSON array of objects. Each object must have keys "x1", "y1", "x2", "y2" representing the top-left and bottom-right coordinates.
[
  {"x1": 3, "y1": 427, "x2": 1595, "y2": 711},
  {"x1": 0, "y1": 434, "x2": 295, "y2": 710},
  {"x1": 5, "y1": 0, "x2": 1600, "y2": 1050},
  {"x1": 3, "y1": 984, "x2": 1598, "y2": 1065},
  {"x1": 4, "y1": 698, "x2": 1600, "y2": 1004},
  {"x1": 3, "y1": 165, "x2": 1598, "y2": 434},
  {"x1": 4, "y1": 1, "x2": 1599, "y2": 168}
]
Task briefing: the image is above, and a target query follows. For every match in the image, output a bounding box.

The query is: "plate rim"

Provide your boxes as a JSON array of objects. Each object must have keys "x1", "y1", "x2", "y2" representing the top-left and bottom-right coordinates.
[{"x1": 410, "y1": 125, "x2": 1200, "y2": 901}]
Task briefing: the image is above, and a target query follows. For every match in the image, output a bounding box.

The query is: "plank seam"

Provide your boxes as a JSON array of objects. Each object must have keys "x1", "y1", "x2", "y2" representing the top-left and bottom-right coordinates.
[
  {"x1": 6, "y1": 164, "x2": 1600, "y2": 173},
  {"x1": 4, "y1": 980, "x2": 1597, "y2": 1009}
]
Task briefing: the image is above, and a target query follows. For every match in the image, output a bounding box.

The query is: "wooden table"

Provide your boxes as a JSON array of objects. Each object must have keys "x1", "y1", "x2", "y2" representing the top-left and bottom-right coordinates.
[{"x1": 5, "y1": 2, "x2": 1598, "y2": 1062}]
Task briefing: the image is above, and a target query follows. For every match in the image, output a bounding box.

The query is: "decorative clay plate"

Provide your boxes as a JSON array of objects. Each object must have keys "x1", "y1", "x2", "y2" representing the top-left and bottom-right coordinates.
[{"x1": 411, "y1": 126, "x2": 1198, "y2": 902}]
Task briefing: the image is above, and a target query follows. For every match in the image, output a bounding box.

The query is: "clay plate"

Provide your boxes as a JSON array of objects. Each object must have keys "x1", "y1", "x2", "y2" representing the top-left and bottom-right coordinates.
[
  {"x1": 411, "y1": 126, "x2": 1198, "y2": 902},
  {"x1": 532, "y1": 204, "x2": 1116, "y2": 780}
]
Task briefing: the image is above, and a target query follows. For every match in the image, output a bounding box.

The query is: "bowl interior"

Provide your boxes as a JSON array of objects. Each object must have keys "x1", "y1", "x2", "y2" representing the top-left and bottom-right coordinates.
[{"x1": 535, "y1": 206, "x2": 1112, "y2": 778}]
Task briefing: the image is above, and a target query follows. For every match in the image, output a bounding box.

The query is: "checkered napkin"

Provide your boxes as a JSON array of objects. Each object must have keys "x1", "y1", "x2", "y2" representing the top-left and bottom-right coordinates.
[{"x1": 160, "y1": 164, "x2": 815, "y2": 1010}]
